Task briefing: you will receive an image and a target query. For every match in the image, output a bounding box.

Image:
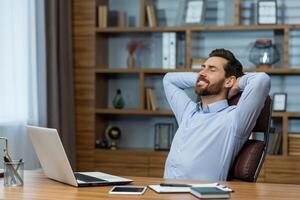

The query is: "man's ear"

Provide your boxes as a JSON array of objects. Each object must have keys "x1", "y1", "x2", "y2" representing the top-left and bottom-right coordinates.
[{"x1": 224, "y1": 76, "x2": 236, "y2": 89}]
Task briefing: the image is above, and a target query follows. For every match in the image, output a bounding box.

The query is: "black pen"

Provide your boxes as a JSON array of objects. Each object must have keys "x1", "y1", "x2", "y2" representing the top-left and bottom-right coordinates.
[
  {"x1": 160, "y1": 183, "x2": 191, "y2": 187},
  {"x1": 15, "y1": 159, "x2": 23, "y2": 171}
]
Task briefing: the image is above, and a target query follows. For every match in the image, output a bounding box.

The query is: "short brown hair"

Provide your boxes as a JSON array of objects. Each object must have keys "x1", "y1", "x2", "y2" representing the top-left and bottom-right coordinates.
[{"x1": 209, "y1": 48, "x2": 244, "y2": 78}]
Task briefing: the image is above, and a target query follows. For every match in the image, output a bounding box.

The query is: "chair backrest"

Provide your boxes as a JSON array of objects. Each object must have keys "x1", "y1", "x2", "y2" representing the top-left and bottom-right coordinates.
[{"x1": 227, "y1": 93, "x2": 272, "y2": 182}]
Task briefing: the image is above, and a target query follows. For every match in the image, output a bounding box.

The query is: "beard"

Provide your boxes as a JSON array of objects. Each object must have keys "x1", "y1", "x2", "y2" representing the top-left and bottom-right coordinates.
[{"x1": 195, "y1": 77, "x2": 225, "y2": 97}]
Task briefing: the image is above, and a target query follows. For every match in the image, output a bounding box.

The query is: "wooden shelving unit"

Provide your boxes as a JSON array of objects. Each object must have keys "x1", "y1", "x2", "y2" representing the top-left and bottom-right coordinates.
[{"x1": 72, "y1": 0, "x2": 300, "y2": 183}]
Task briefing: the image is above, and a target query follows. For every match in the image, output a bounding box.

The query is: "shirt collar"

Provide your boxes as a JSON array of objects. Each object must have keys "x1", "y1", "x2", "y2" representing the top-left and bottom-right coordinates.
[{"x1": 196, "y1": 99, "x2": 229, "y2": 113}]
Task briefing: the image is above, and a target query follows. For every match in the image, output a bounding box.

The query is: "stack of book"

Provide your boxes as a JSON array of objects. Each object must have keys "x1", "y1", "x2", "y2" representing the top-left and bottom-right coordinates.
[
  {"x1": 145, "y1": 88, "x2": 158, "y2": 111},
  {"x1": 148, "y1": 183, "x2": 232, "y2": 199},
  {"x1": 97, "y1": 5, "x2": 108, "y2": 28},
  {"x1": 146, "y1": 5, "x2": 157, "y2": 27}
]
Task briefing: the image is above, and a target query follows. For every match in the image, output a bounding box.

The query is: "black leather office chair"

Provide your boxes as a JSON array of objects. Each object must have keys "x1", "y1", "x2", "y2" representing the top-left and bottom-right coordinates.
[{"x1": 227, "y1": 93, "x2": 272, "y2": 182}]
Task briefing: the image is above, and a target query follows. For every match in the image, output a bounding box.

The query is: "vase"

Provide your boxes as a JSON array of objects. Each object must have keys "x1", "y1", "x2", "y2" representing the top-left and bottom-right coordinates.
[
  {"x1": 127, "y1": 54, "x2": 135, "y2": 69},
  {"x1": 112, "y1": 89, "x2": 125, "y2": 109}
]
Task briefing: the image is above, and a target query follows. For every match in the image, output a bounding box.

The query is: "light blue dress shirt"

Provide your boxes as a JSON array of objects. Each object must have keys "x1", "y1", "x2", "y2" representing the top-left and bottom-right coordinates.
[{"x1": 163, "y1": 72, "x2": 271, "y2": 181}]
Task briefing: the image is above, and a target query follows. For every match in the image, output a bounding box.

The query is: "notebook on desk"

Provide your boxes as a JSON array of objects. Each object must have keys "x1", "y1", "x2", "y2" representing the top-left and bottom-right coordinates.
[
  {"x1": 27, "y1": 126, "x2": 133, "y2": 187},
  {"x1": 148, "y1": 183, "x2": 233, "y2": 193}
]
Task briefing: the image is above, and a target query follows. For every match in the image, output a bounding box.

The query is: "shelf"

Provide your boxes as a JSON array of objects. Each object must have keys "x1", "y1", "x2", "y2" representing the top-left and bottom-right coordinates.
[
  {"x1": 245, "y1": 68, "x2": 300, "y2": 75},
  {"x1": 95, "y1": 148, "x2": 169, "y2": 155},
  {"x1": 288, "y1": 134, "x2": 300, "y2": 138},
  {"x1": 95, "y1": 68, "x2": 300, "y2": 75},
  {"x1": 96, "y1": 27, "x2": 187, "y2": 33},
  {"x1": 95, "y1": 68, "x2": 186, "y2": 74},
  {"x1": 95, "y1": 108, "x2": 173, "y2": 116},
  {"x1": 95, "y1": 24, "x2": 296, "y2": 33},
  {"x1": 95, "y1": 68, "x2": 140, "y2": 74},
  {"x1": 272, "y1": 112, "x2": 300, "y2": 118}
]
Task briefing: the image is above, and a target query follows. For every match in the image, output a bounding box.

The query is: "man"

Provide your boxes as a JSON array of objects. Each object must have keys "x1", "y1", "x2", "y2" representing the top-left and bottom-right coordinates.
[{"x1": 163, "y1": 48, "x2": 270, "y2": 181}]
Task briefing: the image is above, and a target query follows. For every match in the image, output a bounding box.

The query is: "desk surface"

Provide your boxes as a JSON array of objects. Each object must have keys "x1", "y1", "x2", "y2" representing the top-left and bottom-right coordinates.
[{"x1": 0, "y1": 171, "x2": 300, "y2": 200}]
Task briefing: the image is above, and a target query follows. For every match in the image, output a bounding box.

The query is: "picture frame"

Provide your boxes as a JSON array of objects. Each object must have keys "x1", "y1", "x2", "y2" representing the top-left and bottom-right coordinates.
[
  {"x1": 182, "y1": 0, "x2": 205, "y2": 25},
  {"x1": 272, "y1": 93, "x2": 287, "y2": 112},
  {"x1": 154, "y1": 123, "x2": 174, "y2": 151},
  {"x1": 257, "y1": 0, "x2": 277, "y2": 24}
]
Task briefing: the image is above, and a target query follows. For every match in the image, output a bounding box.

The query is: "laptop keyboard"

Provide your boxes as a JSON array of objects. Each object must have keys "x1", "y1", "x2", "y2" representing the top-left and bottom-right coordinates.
[{"x1": 74, "y1": 173, "x2": 106, "y2": 182}]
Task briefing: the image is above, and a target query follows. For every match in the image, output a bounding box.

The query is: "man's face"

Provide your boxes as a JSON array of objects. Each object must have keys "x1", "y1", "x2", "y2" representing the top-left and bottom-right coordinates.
[{"x1": 195, "y1": 56, "x2": 228, "y2": 96}]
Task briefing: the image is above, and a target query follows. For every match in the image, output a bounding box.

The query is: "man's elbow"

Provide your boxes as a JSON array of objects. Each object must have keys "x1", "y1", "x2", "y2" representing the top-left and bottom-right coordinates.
[
  {"x1": 163, "y1": 72, "x2": 173, "y2": 86},
  {"x1": 256, "y1": 72, "x2": 271, "y2": 93},
  {"x1": 259, "y1": 72, "x2": 271, "y2": 87}
]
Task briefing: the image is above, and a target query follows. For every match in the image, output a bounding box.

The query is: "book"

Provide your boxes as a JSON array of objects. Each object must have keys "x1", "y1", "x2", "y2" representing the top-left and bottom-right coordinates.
[
  {"x1": 145, "y1": 88, "x2": 158, "y2": 111},
  {"x1": 118, "y1": 11, "x2": 127, "y2": 27},
  {"x1": 190, "y1": 187, "x2": 231, "y2": 199},
  {"x1": 162, "y1": 32, "x2": 169, "y2": 68},
  {"x1": 162, "y1": 32, "x2": 177, "y2": 69},
  {"x1": 146, "y1": 5, "x2": 157, "y2": 27},
  {"x1": 102, "y1": 6, "x2": 108, "y2": 27},
  {"x1": 168, "y1": 32, "x2": 176, "y2": 69},
  {"x1": 148, "y1": 88, "x2": 158, "y2": 110},
  {"x1": 145, "y1": 88, "x2": 151, "y2": 110},
  {"x1": 108, "y1": 11, "x2": 119, "y2": 27},
  {"x1": 148, "y1": 183, "x2": 233, "y2": 194},
  {"x1": 97, "y1": 5, "x2": 108, "y2": 28}
]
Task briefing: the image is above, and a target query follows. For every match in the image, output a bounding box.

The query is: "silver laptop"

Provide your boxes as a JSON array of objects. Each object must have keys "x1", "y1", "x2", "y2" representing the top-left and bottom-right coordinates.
[{"x1": 27, "y1": 126, "x2": 133, "y2": 187}]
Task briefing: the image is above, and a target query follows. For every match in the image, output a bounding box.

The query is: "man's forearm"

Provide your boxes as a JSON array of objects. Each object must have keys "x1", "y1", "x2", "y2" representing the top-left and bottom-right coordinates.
[
  {"x1": 163, "y1": 72, "x2": 198, "y2": 90},
  {"x1": 163, "y1": 72, "x2": 198, "y2": 124},
  {"x1": 239, "y1": 72, "x2": 270, "y2": 91},
  {"x1": 234, "y1": 72, "x2": 271, "y2": 137}
]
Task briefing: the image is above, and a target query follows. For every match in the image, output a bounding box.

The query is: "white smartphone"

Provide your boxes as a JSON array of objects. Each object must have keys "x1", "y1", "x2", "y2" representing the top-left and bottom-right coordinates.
[{"x1": 109, "y1": 186, "x2": 147, "y2": 195}]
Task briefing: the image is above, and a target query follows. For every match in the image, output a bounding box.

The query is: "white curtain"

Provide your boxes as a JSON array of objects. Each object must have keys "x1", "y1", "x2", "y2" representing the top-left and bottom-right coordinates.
[{"x1": 0, "y1": 0, "x2": 46, "y2": 169}]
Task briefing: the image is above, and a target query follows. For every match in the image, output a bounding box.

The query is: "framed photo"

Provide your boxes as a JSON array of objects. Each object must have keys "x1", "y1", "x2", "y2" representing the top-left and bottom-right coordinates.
[
  {"x1": 257, "y1": 0, "x2": 277, "y2": 24},
  {"x1": 183, "y1": 0, "x2": 205, "y2": 25},
  {"x1": 272, "y1": 93, "x2": 287, "y2": 112},
  {"x1": 154, "y1": 123, "x2": 174, "y2": 151}
]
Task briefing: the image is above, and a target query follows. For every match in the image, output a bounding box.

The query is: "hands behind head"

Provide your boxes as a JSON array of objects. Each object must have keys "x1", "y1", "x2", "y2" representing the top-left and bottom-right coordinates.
[{"x1": 228, "y1": 77, "x2": 241, "y2": 99}]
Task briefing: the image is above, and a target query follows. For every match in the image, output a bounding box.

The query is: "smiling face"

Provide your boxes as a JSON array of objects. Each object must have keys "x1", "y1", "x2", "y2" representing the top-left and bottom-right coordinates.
[{"x1": 195, "y1": 56, "x2": 229, "y2": 96}]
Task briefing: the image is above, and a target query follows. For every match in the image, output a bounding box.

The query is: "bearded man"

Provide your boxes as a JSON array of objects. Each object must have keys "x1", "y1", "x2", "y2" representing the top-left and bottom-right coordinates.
[{"x1": 163, "y1": 48, "x2": 270, "y2": 181}]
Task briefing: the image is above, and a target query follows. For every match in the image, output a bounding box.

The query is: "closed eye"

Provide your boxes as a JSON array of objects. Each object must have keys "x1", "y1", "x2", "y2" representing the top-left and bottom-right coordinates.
[
  {"x1": 200, "y1": 64, "x2": 218, "y2": 72},
  {"x1": 208, "y1": 65, "x2": 217, "y2": 72}
]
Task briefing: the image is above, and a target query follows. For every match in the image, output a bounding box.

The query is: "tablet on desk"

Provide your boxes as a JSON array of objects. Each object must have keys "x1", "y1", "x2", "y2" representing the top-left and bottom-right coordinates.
[{"x1": 109, "y1": 186, "x2": 147, "y2": 195}]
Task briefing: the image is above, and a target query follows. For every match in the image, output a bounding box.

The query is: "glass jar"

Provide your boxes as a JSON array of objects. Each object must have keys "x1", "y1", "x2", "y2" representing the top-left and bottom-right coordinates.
[{"x1": 248, "y1": 39, "x2": 280, "y2": 67}]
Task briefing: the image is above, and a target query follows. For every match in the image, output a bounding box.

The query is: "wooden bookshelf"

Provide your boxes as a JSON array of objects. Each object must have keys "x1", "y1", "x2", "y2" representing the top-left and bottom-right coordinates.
[{"x1": 72, "y1": 0, "x2": 300, "y2": 184}]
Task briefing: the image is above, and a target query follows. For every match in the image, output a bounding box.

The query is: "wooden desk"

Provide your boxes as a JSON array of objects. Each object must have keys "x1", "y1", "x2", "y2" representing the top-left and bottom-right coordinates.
[{"x1": 0, "y1": 171, "x2": 300, "y2": 199}]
